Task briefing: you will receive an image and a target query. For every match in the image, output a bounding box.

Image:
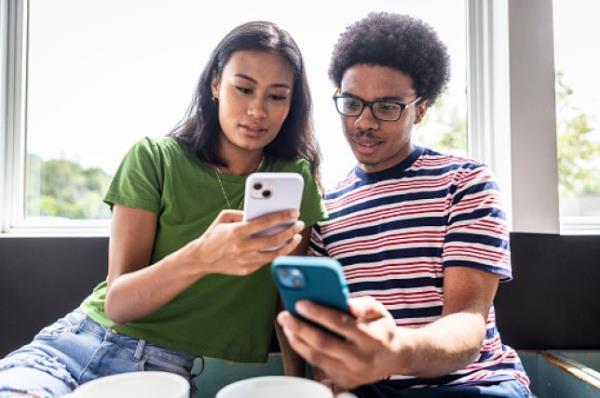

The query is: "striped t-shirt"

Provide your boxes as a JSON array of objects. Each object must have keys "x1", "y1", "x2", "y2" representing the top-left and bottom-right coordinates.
[{"x1": 309, "y1": 146, "x2": 530, "y2": 390}]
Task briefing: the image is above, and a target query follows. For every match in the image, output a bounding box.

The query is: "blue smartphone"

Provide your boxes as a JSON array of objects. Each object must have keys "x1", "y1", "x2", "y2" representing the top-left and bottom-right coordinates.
[{"x1": 272, "y1": 256, "x2": 351, "y2": 320}]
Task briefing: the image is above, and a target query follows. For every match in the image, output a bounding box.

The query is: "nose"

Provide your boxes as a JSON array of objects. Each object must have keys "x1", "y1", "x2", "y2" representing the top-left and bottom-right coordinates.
[
  {"x1": 247, "y1": 97, "x2": 267, "y2": 120},
  {"x1": 354, "y1": 105, "x2": 379, "y2": 131}
]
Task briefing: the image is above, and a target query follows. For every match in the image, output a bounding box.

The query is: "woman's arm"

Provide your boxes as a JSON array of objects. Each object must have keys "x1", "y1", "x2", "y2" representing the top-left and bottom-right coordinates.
[{"x1": 104, "y1": 205, "x2": 305, "y2": 324}]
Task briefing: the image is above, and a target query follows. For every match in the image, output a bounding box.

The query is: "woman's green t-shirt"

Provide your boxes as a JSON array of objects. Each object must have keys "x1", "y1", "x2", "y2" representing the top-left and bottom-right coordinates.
[{"x1": 81, "y1": 136, "x2": 326, "y2": 362}]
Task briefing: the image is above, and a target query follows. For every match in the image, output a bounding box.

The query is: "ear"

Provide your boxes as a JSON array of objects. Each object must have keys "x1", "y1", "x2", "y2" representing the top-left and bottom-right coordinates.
[
  {"x1": 210, "y1": 71, "x2": 220, "y2": 99},
  {"x1": 414, "y1": 100, "x2": 430, "y2": 124}
]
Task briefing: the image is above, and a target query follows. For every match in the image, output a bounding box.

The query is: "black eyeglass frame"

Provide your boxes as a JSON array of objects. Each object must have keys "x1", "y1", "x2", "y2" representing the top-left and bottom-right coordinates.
[{"x1": 332, "y1": 94, "x2": 422, "y2": 122}]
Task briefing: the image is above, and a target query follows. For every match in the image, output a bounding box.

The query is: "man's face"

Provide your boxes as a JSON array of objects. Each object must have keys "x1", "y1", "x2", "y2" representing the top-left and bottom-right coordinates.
[{"x1": 338, "y1": 64, "x2": 427, "y2": 173}]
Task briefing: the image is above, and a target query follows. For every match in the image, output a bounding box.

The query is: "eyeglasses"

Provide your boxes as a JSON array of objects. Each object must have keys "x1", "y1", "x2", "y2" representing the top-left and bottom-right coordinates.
[{"x1": 333, "y1": 94, "x2": 422, "y2": 121}]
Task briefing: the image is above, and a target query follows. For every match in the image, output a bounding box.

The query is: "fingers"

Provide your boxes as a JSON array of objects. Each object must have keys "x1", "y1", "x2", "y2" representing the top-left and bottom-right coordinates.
[
  {"x1": 277, "y1": 309, "x2": 360, "y2": 365},
  {"x1": 234, "y1": 233, "x2": 302, "y2": 275},
  {"x1": 245, "y1": 220, "x2": 305, "y2": 252},
  {"x1": 225, "y1": 231, "x2": 302, "y2": 274},
  {"x1": 242, "y1": 209, "x2": 299, "y2": 235},
  {"x1": 277, "y1": 311, "x2": 344, "y2": 369},
  {"x1": 293, "y1": 301, "x2": 364, "y2": 343},
  {"x1": 348, "y1": 296, "x2": 394, "y2": 321},
  {"x1": 278, "y1": 312, "x2": 363, "y2": 390},
  {"x1": 214, "y1": 209, "x2": 244, "y2": 224}
]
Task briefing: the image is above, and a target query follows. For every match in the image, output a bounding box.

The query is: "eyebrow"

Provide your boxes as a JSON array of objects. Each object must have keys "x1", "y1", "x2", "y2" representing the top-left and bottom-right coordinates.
[
  {"x1": 234, "y1": 73, "x2": 291, "y2": 89},
  {"x1": 340, "y1": 91, "x2": 409, "y2": 102}
]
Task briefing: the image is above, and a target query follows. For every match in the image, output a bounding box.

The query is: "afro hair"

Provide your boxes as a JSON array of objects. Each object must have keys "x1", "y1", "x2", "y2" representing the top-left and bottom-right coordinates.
[{"x1": 329, "y1": 12, "x2": 450, "y2": 104}]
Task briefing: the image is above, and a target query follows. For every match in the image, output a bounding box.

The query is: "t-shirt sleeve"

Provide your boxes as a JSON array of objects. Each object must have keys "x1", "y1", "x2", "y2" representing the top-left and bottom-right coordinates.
[
  {"x1": 442, "y1": 165, "x2": 512, "y2": 281},
  {"x1": 297, "y1": 160, "x2": 328, "y2": 229},
  {"x1": 103, "y1": 137, "x2": 164, "y2": 214}
]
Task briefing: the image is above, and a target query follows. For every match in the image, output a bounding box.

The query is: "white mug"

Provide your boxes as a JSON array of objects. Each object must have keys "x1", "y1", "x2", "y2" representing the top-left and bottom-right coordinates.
[
  {"x1": 216, "y1": 376, "x2": 357, "y2": 398},
  {"x1": 63, "y1": 371, "x2": 190, "y2": 398}
]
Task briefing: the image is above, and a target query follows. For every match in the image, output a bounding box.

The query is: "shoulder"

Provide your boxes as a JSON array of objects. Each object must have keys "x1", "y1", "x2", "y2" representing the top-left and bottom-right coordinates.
[
  {"x1": 125, "y1": 136, "x2": 191, "y2": 164},
  {"x1": 131, "y1": 135, "x2": 184, "y2": 154},
  {"x1": 415, "y1": 147, "x2": 497, "y2": 186},
  {"x1": 269, "y1": 157, "x2": 311, "y2": 173},
  {"x1": 268, "y1": 157, "x2": 316, "y2": 183}
]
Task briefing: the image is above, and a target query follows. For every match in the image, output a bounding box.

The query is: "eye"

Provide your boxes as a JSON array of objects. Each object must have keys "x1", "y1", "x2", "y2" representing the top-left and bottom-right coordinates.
[
  {"x1": 235, "y1": 86, "x2": 253, "y2": 95},
  {"x1": 343, "y1": 98, "x2": 362, "y2": 110},
  {"x1": 374, "y1": 102, "x2": 401, "y2": 113},
  {"x1": 268, "y1": 94, "x2": 288, "y2": 101}
]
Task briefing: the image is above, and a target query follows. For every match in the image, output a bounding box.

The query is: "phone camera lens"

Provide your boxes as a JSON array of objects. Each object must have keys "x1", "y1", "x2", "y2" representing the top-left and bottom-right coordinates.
[
  {"x1": 253, "y1": 183, "x2": 262, "y2": 190},
  {"x1": 278, "y1": 268, "x2": 289, "y2": 278},
  {"x1": 262, "y1": 190, "x2": 271, "y2": 198},
  {"x1": 278, "y1": 268, "x2": 305, "y2": 289}
]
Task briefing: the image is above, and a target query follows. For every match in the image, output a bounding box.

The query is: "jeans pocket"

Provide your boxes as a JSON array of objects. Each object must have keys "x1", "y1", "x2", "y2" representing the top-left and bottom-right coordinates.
[{"x1": 34, "y1": 310, "x2": 85, "y2": 341}]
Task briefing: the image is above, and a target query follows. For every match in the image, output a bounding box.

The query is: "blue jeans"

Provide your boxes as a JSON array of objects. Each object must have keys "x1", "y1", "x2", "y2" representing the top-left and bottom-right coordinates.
[
  {"x1": 353, "y1": 379, "x2": 532, "y2": 398},
  {"x1": 0, "y1": 308, "x2": 197, "y2": 398}
]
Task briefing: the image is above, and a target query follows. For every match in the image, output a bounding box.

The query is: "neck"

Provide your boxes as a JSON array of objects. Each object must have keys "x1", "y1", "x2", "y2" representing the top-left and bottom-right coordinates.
[
  {"x1": 212, "y1": 132, "x2": 266, "y2": 175},
  {"x1": 215, "y1": 149, "x2": 264, "y2": 176},
  {"x1": 220, "y1": 156, "x2": 263, "y2": 175}
]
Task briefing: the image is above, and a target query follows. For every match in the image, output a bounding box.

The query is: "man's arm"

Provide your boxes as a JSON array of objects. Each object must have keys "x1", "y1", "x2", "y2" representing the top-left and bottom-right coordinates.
[
  {"x1": 399, "y1": 266, "x2": 500, "y2": 377},
  {"x1": 277, "y1": 266, "x2": 500, "y2": 390}
]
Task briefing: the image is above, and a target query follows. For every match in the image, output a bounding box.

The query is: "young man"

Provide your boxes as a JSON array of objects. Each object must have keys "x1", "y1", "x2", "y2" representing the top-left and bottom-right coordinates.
[{"x1": 277, "y1": 13, "x2": 531, "y2": 398}]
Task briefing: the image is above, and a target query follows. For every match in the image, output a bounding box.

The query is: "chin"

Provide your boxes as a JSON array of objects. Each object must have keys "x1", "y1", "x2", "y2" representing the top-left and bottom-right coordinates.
[
  {"x1": 236, "y1": 138, "x2": 271, "y2": 151},
  {"x1": 351, "y1": 149, "x2": 381, "y2": 165}
]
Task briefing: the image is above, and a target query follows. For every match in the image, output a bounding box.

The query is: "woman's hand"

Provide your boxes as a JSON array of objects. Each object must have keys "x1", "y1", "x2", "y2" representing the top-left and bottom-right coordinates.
[
  {"x1": 106, "y1": 207, "x2": 303, "y2": 324},
  {"x1": 182, "y1": 209, "x2": 304, "y2": 276}
]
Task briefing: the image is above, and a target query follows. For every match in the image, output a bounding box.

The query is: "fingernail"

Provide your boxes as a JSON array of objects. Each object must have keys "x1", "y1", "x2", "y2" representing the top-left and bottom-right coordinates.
[
  {"x1": 277, "y1": 313, "x2": 287, "y2": 326},
  {"x1": 283, "y1": 326, "x2": 294, "y2": 337},
  {"x1": 295, "y1": 300, "x2": 310, "y2": 315}
]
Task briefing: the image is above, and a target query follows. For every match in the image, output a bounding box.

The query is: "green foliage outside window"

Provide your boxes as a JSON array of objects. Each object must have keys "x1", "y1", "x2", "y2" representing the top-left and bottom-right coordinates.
[
  {"x1": 414, "y1": 95, "x2": 467, "y2": 154},
  {"x1": 26, "y1": 154, "x2": 112, "y2": 219},
  {"x1": 555, "y1": 71, "x2": 600, "y2": 196}
]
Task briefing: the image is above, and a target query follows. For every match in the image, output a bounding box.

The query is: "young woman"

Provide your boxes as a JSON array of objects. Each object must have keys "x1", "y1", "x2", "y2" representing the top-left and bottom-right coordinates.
[{"x1": 0, "y1": 21, "x2": 325, "y2": 397}]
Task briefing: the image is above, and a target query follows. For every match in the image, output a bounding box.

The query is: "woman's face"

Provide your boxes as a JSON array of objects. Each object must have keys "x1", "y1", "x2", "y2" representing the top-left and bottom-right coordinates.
[{"x1": 211, "y1": 50, "x2": 294, "y2": 155}]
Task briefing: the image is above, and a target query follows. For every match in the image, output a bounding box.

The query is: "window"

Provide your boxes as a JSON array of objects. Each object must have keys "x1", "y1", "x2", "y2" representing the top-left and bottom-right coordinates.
[
  {"x1": 553, "y1": 0, "x2": 600, "y2": 232},
  {"x1": 1, "y1": 0, "x2": 469, "y2": 231}
]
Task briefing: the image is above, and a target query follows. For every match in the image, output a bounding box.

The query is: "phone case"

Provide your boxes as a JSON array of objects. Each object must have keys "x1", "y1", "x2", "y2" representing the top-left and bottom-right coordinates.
[
  {"x1": 243, "y1": 172, "x2": 304, "y2": 238},
  {"x1": 272, "y1": 256, "x2": 350, "y2": 316}
]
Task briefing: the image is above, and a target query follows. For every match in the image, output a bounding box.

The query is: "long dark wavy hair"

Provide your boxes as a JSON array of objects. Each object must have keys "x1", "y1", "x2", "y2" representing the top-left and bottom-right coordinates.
[{"x1": 171, "y1": 21, "x2": 320, "y2": 181}]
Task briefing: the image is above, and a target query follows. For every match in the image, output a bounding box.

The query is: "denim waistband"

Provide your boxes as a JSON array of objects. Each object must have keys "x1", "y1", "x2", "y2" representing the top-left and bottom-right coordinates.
[{"x1": 74, "y1": 309, "x2": 197, "y2": 368}]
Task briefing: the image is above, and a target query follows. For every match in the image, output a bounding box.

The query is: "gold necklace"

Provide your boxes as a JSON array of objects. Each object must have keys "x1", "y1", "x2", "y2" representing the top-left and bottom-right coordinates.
[{"x1": 214, "y1": 156, "x2": 264, "y2": 210}]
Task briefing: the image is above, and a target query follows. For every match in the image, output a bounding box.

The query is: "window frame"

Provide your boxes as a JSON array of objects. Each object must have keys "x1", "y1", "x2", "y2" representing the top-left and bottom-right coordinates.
[
  {"x1": 1, "y1": 0, "x2": 28, "y2": 235},
  {"x1": 1, "y1": 0, "x2": 108, "y2": 235},
  {"x1": 466, "y1": 0, "x2": 514, "y2": 226},
  {"x1": 1, "y1": 0, "x2": 597, "y2": 235}
]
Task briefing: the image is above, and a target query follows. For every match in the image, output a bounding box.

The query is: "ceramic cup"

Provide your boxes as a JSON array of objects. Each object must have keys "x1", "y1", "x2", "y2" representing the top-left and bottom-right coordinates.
[
  {"x1": 216, "y1": 376, "x2": 357, "y2": 398},
  {"x1": 63, "y1": 371, "x2": 189, "y2": 398}
]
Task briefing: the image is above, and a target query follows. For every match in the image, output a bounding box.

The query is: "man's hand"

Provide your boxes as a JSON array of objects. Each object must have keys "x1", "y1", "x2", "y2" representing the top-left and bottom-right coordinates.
[
  {"x1": 277, "y1": 296, "x2": 407, "y2": 390},
  {"x1": 278, "y1": 267, "x2": 499, "y2": 388}
]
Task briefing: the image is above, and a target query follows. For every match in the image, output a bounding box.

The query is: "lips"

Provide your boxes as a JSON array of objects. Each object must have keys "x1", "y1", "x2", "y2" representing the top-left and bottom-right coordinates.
[
  {"x1": 353, "y1": 137, "x2": 381, "y2": 146},
  {"x1": 239, "y1": 123, "x2": 268, "y2": 137},
  {"x1": 350, "y1": 133, "x2": 384, "y2": 155}
]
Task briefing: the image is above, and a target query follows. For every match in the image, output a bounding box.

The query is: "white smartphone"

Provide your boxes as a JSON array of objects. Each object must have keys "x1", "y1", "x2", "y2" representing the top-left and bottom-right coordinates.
[{"x1": 243, "y1": 172, "x2": 304, "y2": 250}]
